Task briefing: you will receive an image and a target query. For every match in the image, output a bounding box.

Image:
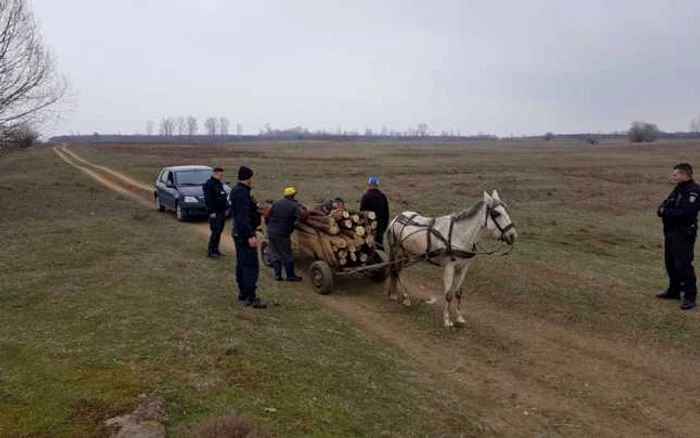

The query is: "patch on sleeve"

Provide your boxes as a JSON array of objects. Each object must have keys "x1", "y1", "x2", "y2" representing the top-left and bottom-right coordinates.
[{"x1": 690, "y1": 192, "x2": 698, "y2": 203}]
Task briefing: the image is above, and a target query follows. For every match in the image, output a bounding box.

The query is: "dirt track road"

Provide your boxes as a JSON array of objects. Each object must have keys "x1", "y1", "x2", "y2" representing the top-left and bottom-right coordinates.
[{"x1": 54, "y1": 144, "x2": 700, "y2": 437}]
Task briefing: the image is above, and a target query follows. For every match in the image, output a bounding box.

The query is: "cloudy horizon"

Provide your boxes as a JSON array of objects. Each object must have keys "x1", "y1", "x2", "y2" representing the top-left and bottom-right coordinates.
[{"x1": 33, "y1": 0, "x2": 700, "y2": 137}]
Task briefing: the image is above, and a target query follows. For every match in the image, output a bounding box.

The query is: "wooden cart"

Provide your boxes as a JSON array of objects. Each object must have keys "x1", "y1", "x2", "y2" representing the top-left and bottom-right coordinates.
[{"x1": 258, "y1": 223, "x2": 389, "y2": 294}]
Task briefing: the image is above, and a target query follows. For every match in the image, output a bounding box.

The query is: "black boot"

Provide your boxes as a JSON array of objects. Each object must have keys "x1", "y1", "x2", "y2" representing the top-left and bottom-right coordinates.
[
  {"x1": 272, "y1": 261, "x2": 283, "y2": 281},
  {"x1": 681, "y1": 299, "x2": 696, "y2": 310},
  {"x1": 657, "y1": 290, "x2": 681, "y2": 300},
  {"x1": 285, "y1": 262, "x2": 303, "y2": 282}
]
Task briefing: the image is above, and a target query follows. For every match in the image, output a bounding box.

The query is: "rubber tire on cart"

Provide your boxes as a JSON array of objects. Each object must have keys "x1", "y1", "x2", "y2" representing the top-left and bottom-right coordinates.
[
  {"x1": 260, "y1": 241, "x2": 273, "y2": 267},
  {"x1": 310, "y1": 260, "x2": 334, "y2": 295},
  {"x1": 369, "y1": 249, "x2": 390, "y2": 283}
]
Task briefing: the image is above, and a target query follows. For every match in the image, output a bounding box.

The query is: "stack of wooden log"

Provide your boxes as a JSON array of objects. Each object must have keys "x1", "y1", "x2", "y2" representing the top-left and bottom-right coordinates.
[{"x1": 294, "y1": 209, "x2": 378, "y2": 268}]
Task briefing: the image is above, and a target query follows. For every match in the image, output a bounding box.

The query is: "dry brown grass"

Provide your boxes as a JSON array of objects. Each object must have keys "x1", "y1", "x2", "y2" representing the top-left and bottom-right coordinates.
[{"x1": 190, "y1": 415, "x2": 272, "y2": 438}]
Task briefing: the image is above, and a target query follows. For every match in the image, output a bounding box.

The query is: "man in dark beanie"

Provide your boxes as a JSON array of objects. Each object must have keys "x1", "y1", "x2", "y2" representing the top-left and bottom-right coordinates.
[{"x1": 229, "y1": 165, "x2": 266, "y2": 308}]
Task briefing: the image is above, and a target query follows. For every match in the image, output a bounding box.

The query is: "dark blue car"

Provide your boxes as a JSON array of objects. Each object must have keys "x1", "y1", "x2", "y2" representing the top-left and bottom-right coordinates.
[{"x1": 154, "y1": 165, "x2": 231, "y2": 221}]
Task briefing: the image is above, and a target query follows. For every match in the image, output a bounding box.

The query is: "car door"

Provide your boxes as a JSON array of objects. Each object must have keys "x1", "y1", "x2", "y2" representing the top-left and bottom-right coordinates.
[
  {"x1": 161, "y1": 171, "x2": 178, "y2": 209},
  {"x1": 155, "y1": 169, "x2": 167, "y2": 204}
]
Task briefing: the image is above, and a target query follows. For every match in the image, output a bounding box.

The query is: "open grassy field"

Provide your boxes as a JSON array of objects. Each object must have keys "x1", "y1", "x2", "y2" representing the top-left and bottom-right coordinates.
[{"x1": 3, "y1": 139, "x2": 700, "y2": 437}]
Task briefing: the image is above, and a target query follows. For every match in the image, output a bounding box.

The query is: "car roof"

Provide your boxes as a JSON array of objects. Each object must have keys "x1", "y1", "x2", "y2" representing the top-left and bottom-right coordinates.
[{"x1": 163, "y1": 165, "x2": 212, "y2": 172}]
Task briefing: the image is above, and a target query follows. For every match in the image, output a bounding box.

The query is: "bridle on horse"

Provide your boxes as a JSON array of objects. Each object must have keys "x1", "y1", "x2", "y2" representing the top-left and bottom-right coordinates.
[
  {"x1": 486, "y1": 202, "x2": 515, "y2": 240},
  {"x1": 392, "y1": 201, "x2": 515, "y2": 263}
]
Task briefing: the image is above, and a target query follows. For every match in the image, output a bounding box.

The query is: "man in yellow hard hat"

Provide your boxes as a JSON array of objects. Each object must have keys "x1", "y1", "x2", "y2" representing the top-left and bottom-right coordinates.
[{"x1": 264, "y1": 187, "x2": 309, "y2": 281}]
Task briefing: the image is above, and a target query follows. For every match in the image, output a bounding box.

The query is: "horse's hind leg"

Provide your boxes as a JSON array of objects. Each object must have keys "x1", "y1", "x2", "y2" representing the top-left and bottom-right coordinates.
[
  {"x1": 387, "y1": 271, "x2": 399, "y2": 301},
  {"x1": 384, "y1": 237, "x2": 399, "y2": 301}
]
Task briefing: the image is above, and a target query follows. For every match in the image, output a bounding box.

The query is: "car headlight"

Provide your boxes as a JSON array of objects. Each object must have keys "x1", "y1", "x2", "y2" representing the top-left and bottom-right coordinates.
[{"x1": 183, "y1": 196, "x2": 199, "y2": 203}]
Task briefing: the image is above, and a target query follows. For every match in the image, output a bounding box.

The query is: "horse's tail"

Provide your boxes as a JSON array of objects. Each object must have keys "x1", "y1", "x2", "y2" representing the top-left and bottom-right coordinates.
[{"x1": 386, "y1": 216, "x2": 400, "y2": 279}]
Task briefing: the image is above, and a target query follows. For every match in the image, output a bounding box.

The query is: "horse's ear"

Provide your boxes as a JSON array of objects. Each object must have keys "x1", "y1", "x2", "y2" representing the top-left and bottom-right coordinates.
[
  {"x1": 492, "y1": 190, "x2": 501, "y2": 200},
  {"x1": 483, "y1": 191, "x2": 493, "y2": 204}
]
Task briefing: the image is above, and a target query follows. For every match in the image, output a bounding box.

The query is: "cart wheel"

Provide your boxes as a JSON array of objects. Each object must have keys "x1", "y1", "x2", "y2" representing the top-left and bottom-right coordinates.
[
  {"x1": 260, "y1": 241, "x2": 273, "y2": 267},
  {"x1": 369, "y1": 249, "x2": 390, "y2": 283},
  {"x1": 310, "y1": 261, "x2": 334, "y2": 295}
]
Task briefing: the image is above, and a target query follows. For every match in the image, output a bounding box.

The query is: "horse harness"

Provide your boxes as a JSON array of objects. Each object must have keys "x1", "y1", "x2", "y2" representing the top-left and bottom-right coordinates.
[
  {"x1": 393, "y1": 203, "x2": 515, "y2": 264},
  {"x1": 394, "y1": 213, "x2": 475, "y2": 263}
]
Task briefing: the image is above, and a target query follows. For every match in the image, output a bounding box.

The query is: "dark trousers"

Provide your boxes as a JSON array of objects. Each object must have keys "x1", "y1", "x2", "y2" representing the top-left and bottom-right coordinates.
[
  {"x1": 375, "y1": 226, "x2": 387, "y2": 250},
  {"x1": 234, "y1": 238, "x2": 259, "y2": 301},
  {"x1": 268, "y1": 233, "x2": 293, "y2": 264},
  {"x1": 665, "y1": 226, "x2": 697, "y2": 301},
  {"x1": 208, "y1": 214, "x2": 225, "y2": 254}
]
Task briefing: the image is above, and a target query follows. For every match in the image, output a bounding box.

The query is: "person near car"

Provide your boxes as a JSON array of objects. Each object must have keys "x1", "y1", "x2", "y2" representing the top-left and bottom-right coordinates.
[
  {"x1": 264, "y1": 187, "x2": 309, "y2": 281},
  {"x1": 360, "y1": 176, "x2": 390, "y2": 250},
  {"x1": 229, "y1": 166, "x2": 266, "y2": 308},
  {"x1": 202, "y1": 166, "x2": 228, "y2": 258}
]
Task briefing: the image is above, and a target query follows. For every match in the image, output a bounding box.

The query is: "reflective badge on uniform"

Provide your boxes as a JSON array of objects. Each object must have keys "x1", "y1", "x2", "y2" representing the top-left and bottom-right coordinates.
[{"x1": 690, "y1": 193, "x2": 698, "y2": 203}]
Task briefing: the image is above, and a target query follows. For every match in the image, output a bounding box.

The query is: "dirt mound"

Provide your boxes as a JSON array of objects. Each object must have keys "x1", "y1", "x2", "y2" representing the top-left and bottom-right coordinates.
[{"x1": 105, "y1": 395, "x2": 166, "y2": 438}]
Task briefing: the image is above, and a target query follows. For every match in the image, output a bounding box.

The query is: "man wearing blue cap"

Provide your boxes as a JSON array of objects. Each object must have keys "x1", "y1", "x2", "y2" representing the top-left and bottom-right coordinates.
[{"x1": 360, "y1": 176, "x2": 390, "y2": 250}]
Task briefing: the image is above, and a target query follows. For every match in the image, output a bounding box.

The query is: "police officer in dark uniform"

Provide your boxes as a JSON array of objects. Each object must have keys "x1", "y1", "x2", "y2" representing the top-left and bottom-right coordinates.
[
  {"x1": 657, "y1": 163, "x2": 700, "y2": 310},
  {"x1": 229, "y1": 166, "x2": 266, "y2": 308},
  {"x1": 203, "y1": 166, "x2": 228, "y2": 258},
  {"x1": 360, "y1": 176, "x2": 390, "y2": 250},
  {"x1": 264, "y1": 187, "x2": 309, "y2": 281}
]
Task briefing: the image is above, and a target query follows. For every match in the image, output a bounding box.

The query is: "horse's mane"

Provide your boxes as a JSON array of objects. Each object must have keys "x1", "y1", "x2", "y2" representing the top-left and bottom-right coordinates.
[
  {"x1": 454, "y1": 200, "x2": 485, "y2": 221},
  {"x1": 453, "y1": 199, "x2": 507, "y2": 222}
]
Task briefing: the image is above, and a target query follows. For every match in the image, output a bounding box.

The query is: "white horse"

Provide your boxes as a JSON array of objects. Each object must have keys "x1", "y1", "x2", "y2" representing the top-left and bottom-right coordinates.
[{"x1": 385, "y1": 190, "x2": 517, "y2": 328}]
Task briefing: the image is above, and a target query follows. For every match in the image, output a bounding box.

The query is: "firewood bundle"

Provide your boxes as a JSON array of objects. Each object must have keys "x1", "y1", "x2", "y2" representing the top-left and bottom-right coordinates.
[{"x1": 294, "y1": 209, "x2": 378, "y2": 268}]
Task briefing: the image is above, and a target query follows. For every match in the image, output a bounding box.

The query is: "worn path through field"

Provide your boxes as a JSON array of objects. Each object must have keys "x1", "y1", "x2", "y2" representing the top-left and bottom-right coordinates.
[{"x1": 54, "y1": 144, "x2": 700, "y2": 437}]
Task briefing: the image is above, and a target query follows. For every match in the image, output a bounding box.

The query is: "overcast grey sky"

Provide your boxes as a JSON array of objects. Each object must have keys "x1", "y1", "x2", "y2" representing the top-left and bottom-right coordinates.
[{"x1": 33, "y1": 0, "x2": 700, "y2": 136}]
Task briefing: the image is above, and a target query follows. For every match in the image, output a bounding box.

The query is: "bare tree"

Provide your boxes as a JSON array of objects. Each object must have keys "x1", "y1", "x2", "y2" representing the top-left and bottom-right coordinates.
[
  {"x1": 159, "y1": 117, "x2": 175, "y2": 137},
  {"x1": 219, "y1": 116, "x2": 230, "y2": 136},
  {"x1": 417, "y1": 123, "x2": 429, "y2": 137},
  {"x1": 691, "y1": 116, "x2": 700, "y2": 133},
  {"x1": 146, "y1": 120, "x2": 154, "y2": 136},
  {"x1": 629, "y1": 121, "x2": 659, "y2": 143},
  {"x1": 544, "y1": 132, "x2": 554, "y2": 141},
  {"x1": 176, "y1": 116, "x2": 186, "y2": 137},
  {"x1": 204, "y1": 117, "x2": 218, "y2": 137},
  {"x1": 186, "y1": 116, "x2": 197, "y2": 140},
  {"x1": 0, "y1": 0, "x2": 67, "y2": 129},
  {"x1": 236, "y1": 123, "x2": 243, "y2": 136}
]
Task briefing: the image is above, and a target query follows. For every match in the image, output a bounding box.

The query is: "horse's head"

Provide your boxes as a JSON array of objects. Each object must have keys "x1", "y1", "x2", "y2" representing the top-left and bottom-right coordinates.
[{"x1": 483, "y1": 190, "x2": 517, "y2": 245}]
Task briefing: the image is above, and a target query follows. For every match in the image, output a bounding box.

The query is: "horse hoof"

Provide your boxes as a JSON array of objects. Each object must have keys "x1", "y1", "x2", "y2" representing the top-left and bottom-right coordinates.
[
  {"x1": 390, "y1": 294, "x2": 399, "y2": 302},
  {"x1": 402, "y1": 299, "x2": 412, "y2": 307},
  {"x1": 454, "y1": 319, "x2": 466, "y2": 328},
  {"x1": 444, "y1": 321, "x2": 454, "y2": 328}
]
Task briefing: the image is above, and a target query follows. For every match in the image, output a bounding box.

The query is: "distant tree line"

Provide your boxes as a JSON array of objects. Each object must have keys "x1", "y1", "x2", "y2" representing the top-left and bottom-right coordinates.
[{"x1": 147, "y1": 116, "x2": 243, "y2": 140}]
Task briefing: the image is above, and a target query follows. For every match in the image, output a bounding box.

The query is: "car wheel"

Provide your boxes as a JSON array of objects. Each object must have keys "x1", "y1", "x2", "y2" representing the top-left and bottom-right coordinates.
[
  {"x1": 176, "y1": 202, "x2": 186, "y2": 221},
  {"x1": 155, "y1": 194, "x2": 165, "y2": 212}
]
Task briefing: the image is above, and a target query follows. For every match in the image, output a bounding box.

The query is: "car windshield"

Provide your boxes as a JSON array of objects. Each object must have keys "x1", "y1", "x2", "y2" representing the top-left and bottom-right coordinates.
[{"x1": 174, "y1": 169, "x2": 211, "y2": 186}]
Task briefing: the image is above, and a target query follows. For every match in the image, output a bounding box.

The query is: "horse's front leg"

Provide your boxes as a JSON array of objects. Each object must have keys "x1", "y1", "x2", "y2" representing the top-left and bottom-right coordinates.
[
  {"x1": 452, "y1": 262, "x2": 471, "y2": 327},
  {"x1": 443, "y1": 262, "x2": 456, "y2": 328}
]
